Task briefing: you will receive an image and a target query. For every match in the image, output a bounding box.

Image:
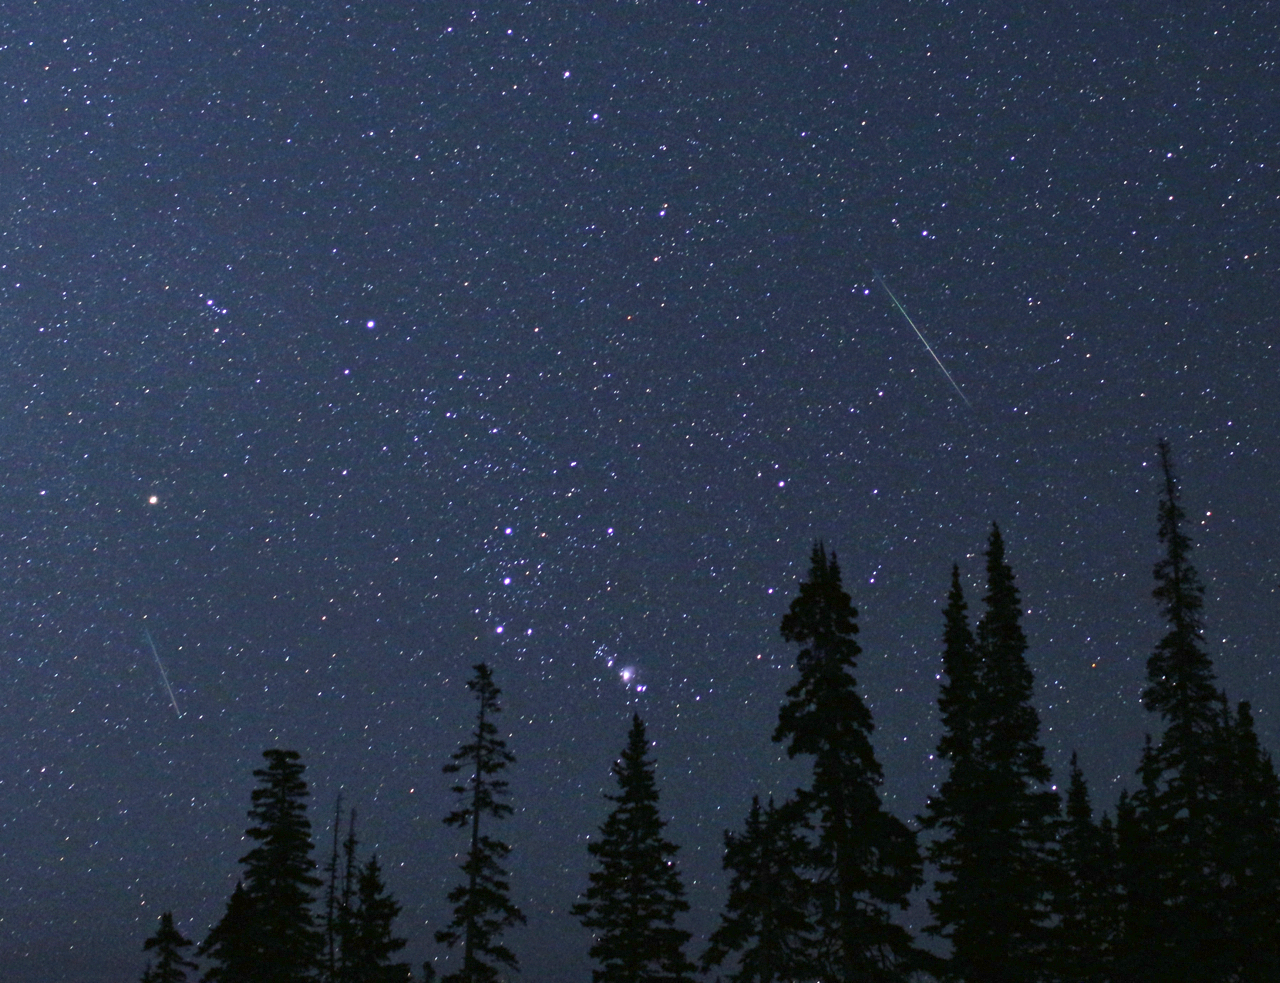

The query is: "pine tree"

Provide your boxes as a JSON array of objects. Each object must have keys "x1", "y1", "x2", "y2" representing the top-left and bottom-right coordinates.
[
  {"x1": 1054, "y1": 753, "x2": 1120, "y2": 983},
  {"x1": 346, "y1": 854, "x2": 411, "y2": 983},
  {"x1": 935, "y1": 565, "x2": 982, "y2": 765},
  {"x1": 701, "y1": 796, "x2": 821, "y2": 983},
  {"x1": 436, "y1": 663, "x2": 525, "y2": 983},
  {"x1": 919, "y1": 566, "x2": 987, "y2": 979},
  {"x1": 772, "y1": 543, "x2": 922, "y2": 982},
  {"x1": 572, "y1": 714, "x2": 695, "y2": 983},
  {"x1": 199, "y1": 881, "x2": 257, "y2": 983},
  {"x1": 1124, "y1": 441, "x2": 1236, "y2": 983},
  {"x1": 1217, "y1": 700, "x2": 1280, "y2": 981},
  {"x1": 142, "y1": 911, "x2": 198, "y2": 983},
  {"x1": 202, "y1": 749, "x2": 324, "y2": 983},
  {"x1": 922, "y1": 526, "x2": 1059, "y2": 983}
]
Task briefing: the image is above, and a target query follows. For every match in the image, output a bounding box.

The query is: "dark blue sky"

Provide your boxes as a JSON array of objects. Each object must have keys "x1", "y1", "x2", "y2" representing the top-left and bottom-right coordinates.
[{"x1": 3, "y1": 2, "x2": 1276, "y2": 980}]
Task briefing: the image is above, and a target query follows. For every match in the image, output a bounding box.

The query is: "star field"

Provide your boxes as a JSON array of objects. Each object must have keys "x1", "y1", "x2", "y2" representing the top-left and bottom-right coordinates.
[{"x1": 2, "y1": 3, "x2": 1277, "y2": 980}]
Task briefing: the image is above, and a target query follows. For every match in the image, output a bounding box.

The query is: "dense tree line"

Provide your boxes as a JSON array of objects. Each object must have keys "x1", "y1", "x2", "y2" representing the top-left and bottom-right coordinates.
[{"x1": 139, "y1": 443, "x2": 1280, "y2": 982}]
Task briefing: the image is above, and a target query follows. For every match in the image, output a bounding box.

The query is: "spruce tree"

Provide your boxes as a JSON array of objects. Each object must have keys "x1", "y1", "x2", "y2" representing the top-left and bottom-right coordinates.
[
  {"x1": 572, "y1": 714, "x2": 695, "y2": 983},
  {"x1": 1122, "y1": 445, "x2": 1280, "y2": 980},
  {"x1": 202, "y1": 749, "x2": 324, "y2": 983},
  {"x1": 919, "y1": 566, "x2": 986, "y2": 978},
  {"x1": 141, "y1": 911, "x2": 198, "y2": 983},
  {"x1": 921, "y1": 526, "x2": 1059, "y2": 983},
  {"x1": 1053, "y1": 753, "x2": 1120, "y2": 983},
  {"x1": 346, "y1": 854, "x2": 411, "y2": 983},
  {"x1": 701, "y1": 796, "x2": 820, "y2": 983},
  {"x1": 199, "y1": 881, "x2": 256, "y2": 983},
  {"x1": 1123, "y1": 441, "x2": 1236, "y2": 982},
  {"x1": 772, "y1": 543, "x2": 922, "y2": 982},
  {"x1": 1217, "y1": 700, "x2": 1280, "y2": 981},
  {"x1": 436, "y1": 663, "x2": 525, "y2": 983}
]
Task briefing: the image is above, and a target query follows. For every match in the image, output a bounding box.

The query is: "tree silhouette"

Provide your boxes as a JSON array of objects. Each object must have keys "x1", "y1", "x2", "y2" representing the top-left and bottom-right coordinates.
[
  {"x1": 572, "y1": 714, "x2": 695, "y2": 983},
  {"x1": 436, "y1": 663, "x2": 524, "y2": 983},
  {"x1": 1216, "y1": 700, "x2": 1280, "y2": 981},
  {"x1": 323, "y1": 794, "x2": 345, "y2": 983},
  {"x1": 922, "y1": 527, "x2": 1059, "y2": 982},
  {"x1": 1053, "y1": 752, "x2": 1120, "y2": 983},
  {"x1": 345, "y1": 854, "x2": 411, "y2": 983},
  {"x1": 141, "y1": 911, "x2": 198, "y2": 983},
  {"x1": 336, "y1": 808, "x2": 360, "y2": 983},
  {"x1": 1123, "y1": 441, "x2": 1280, "y2": 981},
  {"x1": 201, "y1": 749, "x2": 323, "y2": 983},
  {"x1": 702, "y1": 796, "x2": 820, "y2": 982},
  {"x1": 1123, "y1": 442, "x2": 1232, "y2": 983},
  {"x1": 199, "y1": 881, "x2": 256, "y2": 983},
  {"x1": 773, "y1": 542, "x2": 923, "y2": 982}
]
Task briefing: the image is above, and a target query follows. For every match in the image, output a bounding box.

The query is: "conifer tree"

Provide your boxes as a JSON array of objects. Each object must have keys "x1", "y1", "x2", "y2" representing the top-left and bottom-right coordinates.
[
  {"x1": 1054, "y1": 753, "x2": 1120, "y2": 983},
  {"x1": 141, "y1": 911, "x2": 198, "y2": 983},
  {"x1": 346, "y1": 854, "x2": 411, "y2": 983},
  {"x1": 772, "y1": 543, "x2": 922, "y2": 982},
  {"x1": 202, "y1": 749, "x2": 324, "y2": 983},
  {"x1": 1217, "y1": 700, "x2": 1280, "y2": 981},
  {"x1": 921, "y1": 526, "x2": 1059, "y2": 983},
  {"x1": 1123, "y1": 441, "x2": 1238, "y2": 982},
  {"x1": 919, "y1": 565, "x2": 986, "y2": 977},
  {"x1": 701, "y1": 796, "x2": 820, "y2": 983},
  {"x1": 436, "y1": 663, "x2": 525, "y2": 983},
  {"x1": 572, "y1": 714, "x2": 695, "y2": 983},
  {"x1": 199, "y1": 881, "x2": 256, "y2": 983}
]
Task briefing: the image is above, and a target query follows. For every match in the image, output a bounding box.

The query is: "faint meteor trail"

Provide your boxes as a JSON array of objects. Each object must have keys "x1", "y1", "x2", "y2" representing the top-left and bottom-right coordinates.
[
  {"x1": 873, "y1": 270, "x2": 972, "y2": 409},
  {"x1": 144, "y1": 627, "x2": 182, "y2": 719}
]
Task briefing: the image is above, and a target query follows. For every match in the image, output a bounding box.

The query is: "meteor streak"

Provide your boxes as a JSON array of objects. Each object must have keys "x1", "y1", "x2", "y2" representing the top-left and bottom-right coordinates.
[
  {"x1": 873, "y1": 271, "x2": 972, "y2": 409},
  {"x1": 145, "y1": 627, "x2": 182, "y2": 719}
]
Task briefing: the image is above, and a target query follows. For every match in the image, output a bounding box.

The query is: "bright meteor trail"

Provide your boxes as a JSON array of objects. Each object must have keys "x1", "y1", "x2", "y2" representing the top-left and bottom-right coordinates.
[
  {"x1": 144, "y1": 627, "x2": 182, "y2": 719},
  {"x1": 873, "y1": 271, "x2": 972, "y2": 409}
]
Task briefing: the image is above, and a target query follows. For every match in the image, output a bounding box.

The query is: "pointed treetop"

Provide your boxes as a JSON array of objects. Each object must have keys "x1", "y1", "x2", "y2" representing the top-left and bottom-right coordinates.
[
  {"x1": 1144, "y1": 440, "x2": 1217, "y2": 725},
  {"x1": 780, "y1": 541, "x2": 858, "y2": 649},
  {"x1": 977, "y1": 523, "x2": 1027, "y2": 660},
  {"x1": 573, "y1": 713, "x2": 694, "y2": 983},
  {"x1": 1065, "y1": 751, "x2": 1092, "y2": 827},
  {"x1": 141, "y1": 911, "x2": 197, "y2": 983},
  {"x1": 774, "y1": 541, "x2": 872, "y2": 761},
  {"x1": 936, "y1": 563, "x2": 980, "y2": 763}
]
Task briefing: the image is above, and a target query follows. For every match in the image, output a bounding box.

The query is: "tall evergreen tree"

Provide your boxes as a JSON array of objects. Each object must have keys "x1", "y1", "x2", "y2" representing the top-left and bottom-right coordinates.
[
  {"x1": 436, "y1": 663, "x2": 525, "y2": 983},
  {"x1": 772, "y1": 543, "x2": 923, "y2": 982},
  {"x1": 141, "y1": 911, "x2": 198, "y2": 983},
  {"x1": 1053, "y1": 753, "x2": 1120, "y2": 983},
  {"x1": 345, "y1": 854, "x2": 411, "y2": 983},
  {"x1": 1217, "y1": 700, "x2": 1280, "y2": 981},
  {"x1": 1143, "y1": 441, "x2": 1219, "y2": 728},
  {"x1": 201, "y1": 749, "x2": 324, "y2": 983},
  {"x1": 1123, "y1": 442, "x2": 1280, "y2": 981},
  {"x1": 199, "y1": 881, "x2": 256, "y2": 983},
  {"x1": 1123, "y1": 441, "x2": 1234, "y2": 983},
  {"x1": 572, "y1": 714, "x2": 695, "y2": 983},
  {"x1": 935, "y1": 565, "x2": 982, "y2": 765},
  {"x1": 921, "y1": 526, "x2": 1059, "y2": 983},
  {"x1": 701, "y1": 796, "x2": 821, "y2": 983}
]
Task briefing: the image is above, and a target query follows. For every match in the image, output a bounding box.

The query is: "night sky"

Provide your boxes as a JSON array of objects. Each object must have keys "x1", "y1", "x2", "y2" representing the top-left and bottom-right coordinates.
[{"x1": 3, "y1": 2, "x2": 1277, "y2": 980}]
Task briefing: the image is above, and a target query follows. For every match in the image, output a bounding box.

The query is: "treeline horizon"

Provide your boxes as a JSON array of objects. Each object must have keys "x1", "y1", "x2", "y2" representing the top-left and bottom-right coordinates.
[{"x1": 135, "y1": 441, "x2": 1280, "y2": 983}]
